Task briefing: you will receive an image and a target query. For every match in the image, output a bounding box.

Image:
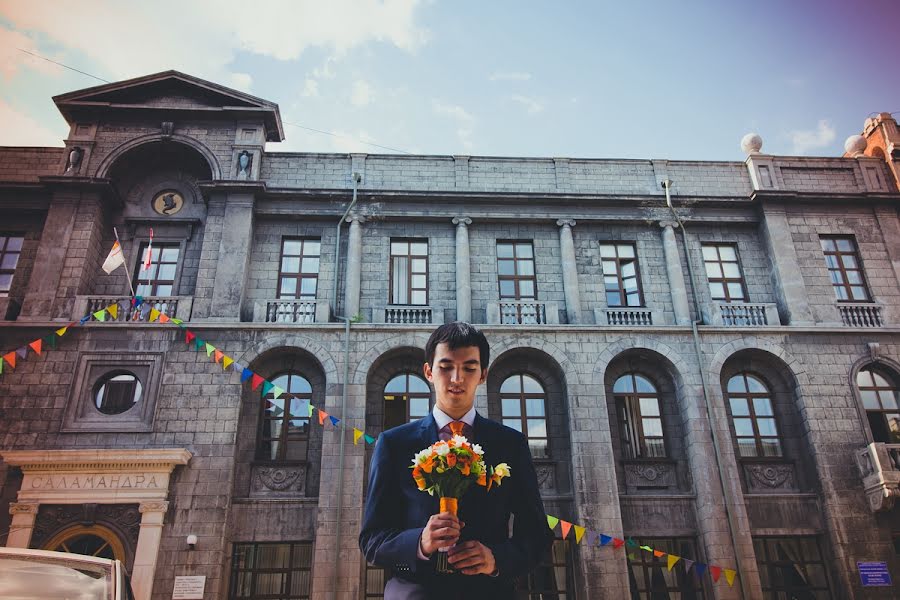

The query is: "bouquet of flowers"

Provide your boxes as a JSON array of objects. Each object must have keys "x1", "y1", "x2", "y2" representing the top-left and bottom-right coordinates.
[{"x1": 411, "y1": 434, "x2": 510, "y2": 572}]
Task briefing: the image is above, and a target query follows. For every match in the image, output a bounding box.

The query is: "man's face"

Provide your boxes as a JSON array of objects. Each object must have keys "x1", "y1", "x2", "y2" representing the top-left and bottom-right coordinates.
[{"x1": 423, "y1": 343, "x2": 486, "y2": 418}]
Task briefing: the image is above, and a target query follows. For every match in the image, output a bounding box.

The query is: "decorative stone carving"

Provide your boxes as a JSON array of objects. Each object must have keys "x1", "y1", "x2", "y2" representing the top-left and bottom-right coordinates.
[
  {"x1": 9, "y1": 502, "x2": 38, "y2": 515},
  {"x1": 251, "y1": 464, "x2": 306, "y2": 496},
  {"x1": 623, "y1": 460, "x2": 677, "y2": 492},
  {"x1": 64, "y1": 146, "x2": 84, "y2": 174},
  {"x1": 744, "y1": 462, "x2": 796, "y2": 491},
  {"x1": 237, "y1": 150, "x2": 253, "y2": 180},
  {"x1": 867, "y1": 342, "x2": 880, "y2": 361},
  {"x1": 534, "y1": 464, "x2": 556, "y2": 492},
  {"x1": 555, "y1": 219, "x2": 576, "y2": 228},
  {"x1": 138, "y1": 500, "x2": 170, "y2": 514},
  {"x1": 160, "y1": 121, "x2": 174, "y2": 138},
  {"x1": 30, "y1": 503, "x2": 141, "y2": 550},
  {"x1": 452, "y1": 216, "x2": 471, "y2": 227},
  {"x1": 257, "y1": 467, "x2": 303, "y2": 491}
]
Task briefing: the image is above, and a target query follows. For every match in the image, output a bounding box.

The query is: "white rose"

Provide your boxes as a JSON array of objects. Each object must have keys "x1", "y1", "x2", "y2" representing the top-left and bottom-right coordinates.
[
  {"x1": 471, "y1": 444, "x2": 484, "y2": 456},
  {"x1": 414, "y1": 449, "x2": 432, "y2": 464},
  {"x1": 493, "y1": 462, "x2": 511, "y2": 478},
  {"x1": 451, "y1": 434, "x2": 468, "y2": 447},
  {"x1": 434, "y1": 441, "x2": 450, "y2": 456}
]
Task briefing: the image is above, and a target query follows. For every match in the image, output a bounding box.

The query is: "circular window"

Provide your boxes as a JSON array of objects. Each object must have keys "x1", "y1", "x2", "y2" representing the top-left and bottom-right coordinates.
[{"x1": 94, "y1": 371, "x2": 143, "y2": 415}]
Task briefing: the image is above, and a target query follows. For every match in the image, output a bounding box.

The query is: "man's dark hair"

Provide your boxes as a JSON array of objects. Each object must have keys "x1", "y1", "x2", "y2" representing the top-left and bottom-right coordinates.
[{"x1": 425, "y1": 322, "x2": 490, "y2": 369}]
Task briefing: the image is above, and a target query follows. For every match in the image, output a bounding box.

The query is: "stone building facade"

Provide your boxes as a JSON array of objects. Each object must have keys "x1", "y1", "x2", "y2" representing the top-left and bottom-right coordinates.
[{"x1": 0, "y1": 71, "x2": 898, "y2": 599}]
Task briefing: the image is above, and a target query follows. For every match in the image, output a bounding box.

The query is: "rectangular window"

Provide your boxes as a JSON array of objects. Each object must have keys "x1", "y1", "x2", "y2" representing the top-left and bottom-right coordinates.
[
  {"x1": 230, "y1": 542, "x2": 313, "y2": 599},
  {"x1": 627, "y1": 537, "x2": 705, "y2": 598},
  {"x1": 753, "y1": 536, "x2": 832, "y2": 598},
  {"x1": 278, "y1": 238, "x2": 321, "y2": 300},
  {"x1": 497, "y1": 241, "x2": 536, "y2": 300},
  {"x1": 820, "y1": 236, "x2": 870, "y2": 302},
  {"x1": 390, "y1": 239, "x2": 428, "y2": 305},
  {"x1": 0, "y1": 235, "x2": 23, "y2": 297},
  {"x1": 517, "y1": 540, "x2": 575, "y2": 598},
  {"x1": 134, "y1": 243, "x2": 179, "y2": 297},
  {"x1": 599, "y1": 242, "x2": 643, "y2": 307},
  {"x1": 702, "y1": 243, "x2": 747, "y2": 302}
]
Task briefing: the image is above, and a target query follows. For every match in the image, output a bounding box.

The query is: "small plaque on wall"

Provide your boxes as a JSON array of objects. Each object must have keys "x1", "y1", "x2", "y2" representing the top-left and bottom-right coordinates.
[{"x1": 172, "y1": 575, "x2": 206, "y2": 599}]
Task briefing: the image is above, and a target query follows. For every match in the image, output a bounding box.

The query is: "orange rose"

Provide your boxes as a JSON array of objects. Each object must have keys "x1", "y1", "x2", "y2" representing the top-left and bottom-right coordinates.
[
  {"x1": 421, "y1": 457, "x2": 435, "y2": 473},
  {"x1": 446, "y1": 453, "x2": 457, "y2": 468},
  {"x1": 459, "y1": 462, "x2": 471, "y2": 476}
]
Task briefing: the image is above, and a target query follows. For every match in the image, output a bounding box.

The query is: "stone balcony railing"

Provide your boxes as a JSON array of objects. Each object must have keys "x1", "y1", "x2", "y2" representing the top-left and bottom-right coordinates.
[
  {"x1": 856, "y1": 442, "x2": 900, "y2": 512},
  {"x1": 74, "y1": 295, "x2": 193, "y2": 321},
  {"x1": 253, "y1": 299, "x2": 330, "y2": 324},
  {"x1": 487, "y1": 301, "x2": 559, "y2": 325},
  {"x1": 595, "y1": 307, "x2": 657, "y2": 326},
  {"x1": 373, "y1": 305, "x2": 434, "y2": 324},
  {"x1": 839, "y1": 303, "x2": 884, "y2": 327},
  {"x1": 711, "y1": 302, "x2": 780, "y2": 327}
]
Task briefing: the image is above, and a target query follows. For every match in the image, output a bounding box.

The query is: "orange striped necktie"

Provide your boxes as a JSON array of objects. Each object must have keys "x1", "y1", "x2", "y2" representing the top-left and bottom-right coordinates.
[{"x1": 448, "y1": 421, "x2": 465, "y2": 437}]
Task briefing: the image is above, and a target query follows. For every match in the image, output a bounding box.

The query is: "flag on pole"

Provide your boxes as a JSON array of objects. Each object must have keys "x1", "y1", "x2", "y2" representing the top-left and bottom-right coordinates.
[
  {"x1": 101, "y1": 241, "x2": 125, "y2": 274},
  {"x1": 142, "y1": 228, "x2": 154, "y2": 271}
]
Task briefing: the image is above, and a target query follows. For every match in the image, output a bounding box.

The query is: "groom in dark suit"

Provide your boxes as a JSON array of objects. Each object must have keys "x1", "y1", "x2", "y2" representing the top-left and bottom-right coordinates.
[{"x1": 359, "y1": 322, "x2": 554, "y2": 599}]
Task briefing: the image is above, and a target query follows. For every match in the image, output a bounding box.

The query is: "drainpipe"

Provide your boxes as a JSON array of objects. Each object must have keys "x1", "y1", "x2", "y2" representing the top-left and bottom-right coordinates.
[
  {"x1": 329, "y1": 172, "x2": 361, "y2": 600},
  {"x1": 662, "y1": 179, "x2": 749, "y2": 600}
]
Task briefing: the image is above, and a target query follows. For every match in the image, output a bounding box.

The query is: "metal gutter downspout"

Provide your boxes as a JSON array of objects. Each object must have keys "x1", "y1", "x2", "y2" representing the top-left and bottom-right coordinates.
[
  {"x1": 662, "y1": 179, "x2": 749, "y2": 600},
  {"x1": 329, "y1": 172, "x2": 361, "y2": 600}
]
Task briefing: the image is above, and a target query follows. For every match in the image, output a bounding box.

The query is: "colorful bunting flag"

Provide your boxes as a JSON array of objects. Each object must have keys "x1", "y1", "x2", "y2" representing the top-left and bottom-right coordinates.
[
  {"x1": 251, "y1": 374, "x2": 264, "y2": 390},
  {"x1": 724, "y1": 569, "x2": 736, "y2": 586},
  {"x1": 573, "y1": 525, "x2": 586, "y2": 544},
  {"x1": 205, "y1": 343, "x2": 214, "y2": 357},
  {"x1": 80, "y1": 315, "x2": 91, "y2": 325},
  {"x1": 329, "y1": 415, "x2": 340, "y2": 426},
  {"x1": 3, "y1": 352, "x2": 15, "y2": 369},
  {"x1": 133, "y1": 296, "x2": 144, "y2": 307},
  {"x1": 194, "y1": 338, "x2": 204, "y2": 351},
  {"x1": 694, "y1": 563, "x2": 707, "y2": 578},
  {"x1": 559, "y1": 520, "x2": 572, "y2": 539},
  {"x1": 626, "y1": 553, "x2": 636, "y2": 561},
  {"x1": 55, "y1": 326, "x2": 68, "y2": 336},
  {"x1": 546, "y1": 515, "x2": 559, "y2": 530},
  {"x1": 584, "y1": 531, "x2": 597, "y2": 547},
  {"x1": 262, "y1": 381, "x2": 274, "y2": 396},
  {"x1": 93, "y1": 309, "x2": 106, "y2": 322},
  {"x1": 222, "y1": 356, "x2": 234, "y2": 370},
  {"x1": 653, "y1": 550, "x2": 665, "y2": 558},
  {"x1": 158, "y1": 313, "x2": 170, "y2": 324},
  {"x1": 149, "y1": 308, "x2": 160, "y2": 322},
  {"x1": 106, "y1": 303, "x2": 118, "y2": 320},
  {"x1": 682, "y1": 558, "x2": 694, "y2": 573},
  {"x1": 612, "y1": 538, "x2": 625, "y2": 549},
  {"x1": 29, "y1": 340, "x2": 41, "y2": 355},
  {"x1": 307, "y1": 401, "x2": 315, "y2": 418},
  {"x1": 15, "y1": 347, "x2": 26, "y2": 359},
  {"x1": 0, "y1": 357, "x2": 3, "y2": 374},
  {"x1": 318, "y1": 410, "x2": 329, "y2": 425},
  {"x1": 171, "y1": 318, "x2": 183, "y2": 325},
  {"x1": 44, "y1": 335, "x2": 57, "y2": 350},
  {"x1": 710, "y1": 565, "x2": 721, "y2": 583},
  {"x1": 364, "y1": 434, "x2": 375, "y2": 444},
  {"x1": 626, "y1": 537, "x2": 637, "y2": 548},
  {"x1": 667, "y1": 554, "x2": 680, "y2": 571},
  {"x1": 353, "y1": 428, "x2": 364, "y2": 445},
  {"x1": 271, "y1": 386, "x2": 284, "y2": 399},
  {"x1": 214, "y1": 350, "x2": 224, "y2": 363},
  {"x1": 186, "y1": 331, "x2": 195, "y2": 344},
  {"x1": 639, "y1": 545, "x2": 652, "y2": 552},
  {"x1": 599, "y1": 535, "x2": 612, "y2": 546},
  {"x1": 241, "y1": 368, "x2": 253, "y2": 383}
]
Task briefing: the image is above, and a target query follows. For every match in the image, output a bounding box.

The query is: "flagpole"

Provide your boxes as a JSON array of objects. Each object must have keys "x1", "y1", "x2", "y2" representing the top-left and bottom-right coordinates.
[{"x1": 113, "y1": 227, "x2": 136, "y2": 297}]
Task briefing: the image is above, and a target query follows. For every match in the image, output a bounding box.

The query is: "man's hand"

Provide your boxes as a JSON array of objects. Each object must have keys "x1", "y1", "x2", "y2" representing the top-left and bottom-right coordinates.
[
  {"x1": 447, "y1": 541, "x2": 497, "y2": 576},
  {"x1": 419, "y1": 512, "x2": 463, "y2": 556}
]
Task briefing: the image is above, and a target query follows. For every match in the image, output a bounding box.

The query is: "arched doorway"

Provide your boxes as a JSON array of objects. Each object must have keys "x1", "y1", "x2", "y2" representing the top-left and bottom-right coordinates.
[{"x1": 44, "y1": 524, "x2": 127, "y2": 561}]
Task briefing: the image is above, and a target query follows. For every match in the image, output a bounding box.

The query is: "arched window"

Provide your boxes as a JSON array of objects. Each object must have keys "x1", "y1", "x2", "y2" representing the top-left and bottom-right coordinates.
[
  {"x1": 44, "y1": 525, "x2": 126, "y2": 562},
  {"x1": 726, "y1": 373, "x2": 782, "y2": 457},
  {"x1": 383, "y1": 373, "x2": 431, "y2": 429},
  {"x1": 500, "y1": 374, "x2": 549, "y2": 458},
  {"x1": 614, "y1": 373, "x2": 665, "y2": 458},
  {"x1": 93, "y1": 371, "x2": 142, "y2": 415},
  {"x1": 857, "y1": 367, "x2": 900, "y2": 443},
  {"x1": 258, "y1": 372, "x2": 312, "y2": 461}
]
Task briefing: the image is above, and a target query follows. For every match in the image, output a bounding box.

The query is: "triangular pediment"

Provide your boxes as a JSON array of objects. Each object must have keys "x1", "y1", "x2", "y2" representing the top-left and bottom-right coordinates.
[{"x1": 54, "y1": 70, "x2": 284, "y2": 141}]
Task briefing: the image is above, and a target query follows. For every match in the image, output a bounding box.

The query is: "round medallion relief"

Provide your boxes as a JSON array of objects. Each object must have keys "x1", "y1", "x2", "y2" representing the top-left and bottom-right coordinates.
[{"x1": 152, "y1": 190, "x2": 184, "y2": 216}]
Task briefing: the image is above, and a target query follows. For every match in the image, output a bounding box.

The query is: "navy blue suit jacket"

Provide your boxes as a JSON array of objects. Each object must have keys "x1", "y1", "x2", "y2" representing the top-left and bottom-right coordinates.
[{"x1": 359, "y1": 412, "x2": 554, "y2": 598}]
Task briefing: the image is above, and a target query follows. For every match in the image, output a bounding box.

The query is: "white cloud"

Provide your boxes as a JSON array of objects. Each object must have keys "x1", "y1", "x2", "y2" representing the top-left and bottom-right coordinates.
[
  {"x1": 787, "y1": 119, "x2": 836, "y2": 154},
  {"x1": 228, "y1": 72, "x2": 253, "y2": 92},
  {"x1": 510, "y1": 94, "x2": 543, "y2": 115},
  {"x1": 432, "y1": 101, "x2": 475, "y2": 151},
  {"x1": 0, "y1": 26, "x2": 63, "y2": 81},
  {"x1": 351, "y1": 80, "x2": 373, "y2": 107},
  {"x1": 489, "y1": 71, "x2": 531, "y2": 81},
  {"x1": 301, "y1": 78, "x2": 319, "y2": 97},
  {"x1": 0, "y1": 99, "x2": 65, "y2": 146},
  {"x1": 0, "y1": 0, "x2": 428, "y2": 88},
  {"x1": 325, "y1": 129, "x2": 378, "y2": 153}
]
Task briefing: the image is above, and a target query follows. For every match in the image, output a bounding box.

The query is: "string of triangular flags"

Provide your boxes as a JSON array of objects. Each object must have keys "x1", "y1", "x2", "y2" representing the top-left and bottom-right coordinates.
[
  {"x1": 545, "y1": 515, "x2": 737, "y2": 586},
  {"x1": 0, "y1": 296, "x2": 737, "y2": 585}
]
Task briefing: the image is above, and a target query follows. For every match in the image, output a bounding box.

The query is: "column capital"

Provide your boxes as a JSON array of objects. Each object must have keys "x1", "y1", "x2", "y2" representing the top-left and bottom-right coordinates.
[
  {"x1": 9, "y1": 502, "x2": 38, "y2": 516},
  {"x1": 556, "y1": 219, "x2": 576, "y2": 228},
  {"x1": 658, "y1": 220, "x2": 680, "y2": 230},
  {"x1": 452, "y1": 216, "x2": 472, "y2": 227},
  {"x1": 139, "y1": 500, "x2": 169, "y2": 514},
  {"x1": 346, "y1": 213, "x2": 367, "y2": 224}
]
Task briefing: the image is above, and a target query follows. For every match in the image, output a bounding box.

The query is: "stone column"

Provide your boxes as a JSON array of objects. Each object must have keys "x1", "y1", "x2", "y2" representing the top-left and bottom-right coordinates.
[
  {"x1": 759, "y1": 203, "x2": 814, "y2": 325},
  {"x1": 131, "y1": 501, "x2": 168, "y2": 600},
  {"x1": 660, "y1": 221, "x2": 691, "y2": 325},
  {"x1": 6, "y1": 502, "x2": 38, "y2": 548},
  {"x1": 344, "y1": 214, "x2": 365, "y2": 319},
  {"x1": 452, "y1": 217, "x2": 472, "y2": 322},
  {"x1": 208, "y1": 193, "x2": 256, "y2": 321},
  {"x1": 556, "y1": 219, "x2": 582, "y2": 324}
]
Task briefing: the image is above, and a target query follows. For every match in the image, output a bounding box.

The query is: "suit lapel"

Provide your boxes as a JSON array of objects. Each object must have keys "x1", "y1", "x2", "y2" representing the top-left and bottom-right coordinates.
[{"x1": 418, "y1": 413, "x2": 438, "y2": 448}]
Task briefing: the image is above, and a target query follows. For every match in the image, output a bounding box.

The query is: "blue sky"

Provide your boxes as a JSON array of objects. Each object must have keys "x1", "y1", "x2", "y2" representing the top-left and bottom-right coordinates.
[{"x1": 1, "y1": 0, "x2": 898, "y2": 160}]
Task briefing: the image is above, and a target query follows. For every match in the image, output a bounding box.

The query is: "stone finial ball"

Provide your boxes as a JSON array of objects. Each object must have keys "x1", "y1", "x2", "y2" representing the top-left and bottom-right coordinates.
[
  {"x1": 844, "y1": 134, "x2": 867, "y2": 156},
  {"x1": 741, "y1": 133, "x2": 763, "y2": 154}
]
